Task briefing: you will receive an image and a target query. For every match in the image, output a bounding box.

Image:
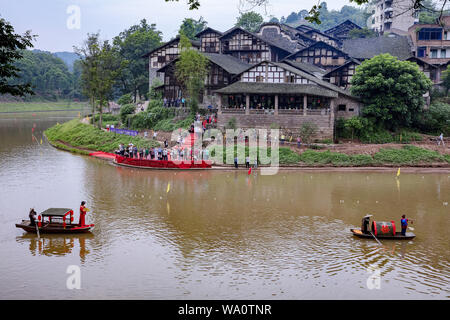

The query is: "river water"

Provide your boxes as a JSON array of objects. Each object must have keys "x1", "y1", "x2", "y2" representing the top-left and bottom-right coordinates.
[{"x1": 0, "y1": 112, "x2": 449, "y2": 299}]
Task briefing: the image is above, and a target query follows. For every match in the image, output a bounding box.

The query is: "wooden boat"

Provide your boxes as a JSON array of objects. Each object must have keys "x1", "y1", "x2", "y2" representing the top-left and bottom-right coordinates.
[
  {"x1": 16, "y1": 208, "x2": 94, "y2": 234},
  {"x1": 113, "y1": 155, "x2": 212, "y2": 170},
  {"x1": 350, "y1": 214, "x2": 415, "y2": 240},
  {"x1": 350, "y1": 228, "x2": 416, "y2": 240}
]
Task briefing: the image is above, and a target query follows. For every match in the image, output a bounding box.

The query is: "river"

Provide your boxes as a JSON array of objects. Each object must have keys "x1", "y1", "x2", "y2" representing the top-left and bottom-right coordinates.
[{"x1": 0, "y1": 112, "x2": 449, "y2": 299}]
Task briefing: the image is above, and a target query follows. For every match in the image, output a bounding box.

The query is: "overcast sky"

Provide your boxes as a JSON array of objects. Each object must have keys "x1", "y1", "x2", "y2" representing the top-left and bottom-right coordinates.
[{"x1": 1, "y1": 0, "x2": 357, "y2": 52}]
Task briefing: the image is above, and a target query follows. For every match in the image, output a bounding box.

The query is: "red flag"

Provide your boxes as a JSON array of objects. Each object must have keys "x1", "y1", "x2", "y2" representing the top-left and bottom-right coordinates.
[{"x1": 248, "y1": 167, "x2": 252, "y2": 175}]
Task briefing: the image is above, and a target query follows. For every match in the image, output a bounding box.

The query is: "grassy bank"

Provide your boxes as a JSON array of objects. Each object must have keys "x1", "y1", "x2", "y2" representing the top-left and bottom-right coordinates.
[
  {"x1": 0, "y1": 101, "x2": 89, "y2": 113},
  {"x1": 45, "y1": 119, "x2": 160, "y2": 155},
  {"x1": 299, "y1": 146, "x2": 450, "y2": 166}
]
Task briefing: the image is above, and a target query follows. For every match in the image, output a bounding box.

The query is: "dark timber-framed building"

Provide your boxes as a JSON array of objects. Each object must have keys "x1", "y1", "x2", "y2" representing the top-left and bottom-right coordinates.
[{"x1": 144, "y1": 18, "x2": 438, "y2": 139}]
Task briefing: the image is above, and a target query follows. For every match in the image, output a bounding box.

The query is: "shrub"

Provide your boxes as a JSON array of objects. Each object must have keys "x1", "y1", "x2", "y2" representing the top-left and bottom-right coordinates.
[
  {"x1": 373, "y1": 145, "x2": 447, "y2": 164},
  {"x1": 299, "y1": 122, "x2": 318, "y2": 144},
  {"x1": 119, "y1": 104, "x2": 136, "y2": 124},
  {"x1": 118, "y1": 93, "x2": 133, "y2": 106},
  {"x1": 226, "y1": 117, "x2": 237, "y2": 130}
]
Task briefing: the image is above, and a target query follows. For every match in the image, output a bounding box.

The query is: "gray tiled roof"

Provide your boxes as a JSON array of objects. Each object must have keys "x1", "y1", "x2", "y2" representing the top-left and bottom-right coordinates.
[
  {"x1": 214, "y1": 82, "x2": 338, "y2": 97},
  {"x1": 201, "y1": 53, "x2": 252, "y2": 74},
  {"x1": 342, "y1": 36, "x2": 413, "y2": 60}
]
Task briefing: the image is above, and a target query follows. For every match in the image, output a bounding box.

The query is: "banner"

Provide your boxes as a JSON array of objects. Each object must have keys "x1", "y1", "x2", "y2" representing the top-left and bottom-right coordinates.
[{"x1": 110, "y1": 128, "x2": 139, "y2": 136}]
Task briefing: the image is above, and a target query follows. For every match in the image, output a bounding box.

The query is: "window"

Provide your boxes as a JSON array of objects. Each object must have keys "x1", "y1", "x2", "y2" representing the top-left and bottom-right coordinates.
[
  {"x1": 418, "y1": 28, "x2": 442, "y2": 40},
  {"x1": 441, "y1": 49, "x2": 446, "y2": 58},
  {"x1": 285, "y1": 75, "x2": 295, "y2": 83},
  {"x1": 338, "y1": 104, "x2": 346, "y2": 112},
  {"x1": 431, "y1": 49, "x2": 438, "y2": 58},
  {"x1": 256, "y1": 75, "x2": 264, "y2": 82},
  {"x1": 417, "y1": 47, "x2": 426, "y2": 58}
]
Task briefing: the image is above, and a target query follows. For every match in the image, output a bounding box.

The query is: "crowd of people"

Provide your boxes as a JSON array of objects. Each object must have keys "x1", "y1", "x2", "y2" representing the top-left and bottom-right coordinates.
[{"x1": 163, "y1": 97, "x2": 186, "y2": 108}]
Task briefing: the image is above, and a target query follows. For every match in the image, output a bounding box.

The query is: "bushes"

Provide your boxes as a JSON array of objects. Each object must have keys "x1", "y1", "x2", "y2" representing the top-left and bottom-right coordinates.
[
  {"x1": 299, "y1": 150, "x2": 372, "y2": 166},
  {"x1": 299, "y1": 122, "x2": 318, "y2": 144},
  {"x1": 45, "y1": 119, "x2": 159, "y2": 153},
  {"x1": 373, "y1": 145, "x2": 448, "y2": 164},
  {"x1": 119, "y1": 104, "x2": 136, "y2": 124},
  {"x1": 118, "y1": 93, "x2": 133, "y2": 106},
  {"x1": 418, "y1": 102, "x2": 450, "y2": 135}
]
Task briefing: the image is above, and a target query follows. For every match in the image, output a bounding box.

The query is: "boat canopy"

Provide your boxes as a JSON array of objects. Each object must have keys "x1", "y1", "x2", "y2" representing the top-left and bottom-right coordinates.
[{"x1": 40, "y1": 208, "x2": 72, "y2": 217}]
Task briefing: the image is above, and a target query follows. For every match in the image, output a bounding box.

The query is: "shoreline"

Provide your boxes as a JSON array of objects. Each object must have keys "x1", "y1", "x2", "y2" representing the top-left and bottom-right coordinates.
[{"x1": 46, "y1": 135, "x2": 450, "y2": 173}]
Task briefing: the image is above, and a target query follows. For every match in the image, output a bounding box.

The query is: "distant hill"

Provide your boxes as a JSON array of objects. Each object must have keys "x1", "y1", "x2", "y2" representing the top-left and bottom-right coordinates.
[
  {"x1": 31, "y1": 49, "x2": 79, "y2": 71},
  {"x1": 53, "y1": 52, "x2": 79, "y2": 72}
]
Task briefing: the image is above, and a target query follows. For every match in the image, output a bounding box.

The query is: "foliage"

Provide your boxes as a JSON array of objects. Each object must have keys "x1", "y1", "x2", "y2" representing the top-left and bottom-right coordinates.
[
  {"x1": 178, "y1": 17, "x2": 207, "y2": 40},
  {"x1": 299, "y1": 149, "x2": 373, "y2": 166},
  {"x1": 226, "y1": 117, "x2": 237, "y2": 130},
  {"x1": 175, "y1": 34, "x2": 209, "y2": 114},
  {"x1": 418, "y1": 102, "x2": 450, "y2": 135},
  {"x1": 351, "y1": 54, "x2": 432, "y2": 131},
  {"x1": 113, "y1": 19, "x2": 163, "y2": 102},
  {"x1": 298, "y1": 122, "x2": 318, "y2": 144},
  {"x1": 118, "y1": 93, "x2": 133, "y2": 106},
  {"x1": 11, "y1": 50, "x2": 77, "y2": 100},
  {"x1": 44, "y1": 119, "x2": 159, "y2": 154},
  {"x1": 348, "y1": 27, "x2": 376, "y2": 39},
  {"x1": 373, "y1": 145, "x2": 449, "y2": 164},
  {"x1": 441, "y1": 64, "x2": 450, "y2": 95},
  {"x1": 0, "y1": 18, "x2": 35, "y2": 96},
  {"x1": 235, "y1": 11, "x2": 264, "y2": 32},
  {"x1": 119, "y1": 104, "x2": 136, "y2": 124},
  {"x1": 344, "y1": 116, "x2": 364, "y2": 141}
]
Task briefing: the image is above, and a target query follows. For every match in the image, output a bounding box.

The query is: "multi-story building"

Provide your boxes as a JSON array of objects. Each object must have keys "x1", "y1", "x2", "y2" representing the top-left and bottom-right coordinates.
[
  {"x1": 408, "y1": 15, "x2": 450, "y2": 83},
  {"x1": 368, "y1": 0, "x2": 418, "y2": 34}
]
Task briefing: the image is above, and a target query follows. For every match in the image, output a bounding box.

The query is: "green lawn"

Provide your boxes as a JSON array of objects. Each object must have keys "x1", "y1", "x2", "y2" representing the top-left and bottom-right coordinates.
[{"x1": 0, "y1": 101, "x2": 90, "y2": 113}]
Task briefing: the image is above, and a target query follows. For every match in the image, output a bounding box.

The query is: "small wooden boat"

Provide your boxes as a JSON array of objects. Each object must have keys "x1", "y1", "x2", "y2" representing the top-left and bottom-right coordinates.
[
  {"x1": 114, "y1": 155, "x2": 212, "y2": 170},
  {"x1": 350, "y1": 215, "x2": 415, "y2": 240},
  {"x1": 350, "y1": 228, "x2": 416, "y2": 240},
  {"x1": 16, "y1": 208, "x2": 94, "y2": 234}
]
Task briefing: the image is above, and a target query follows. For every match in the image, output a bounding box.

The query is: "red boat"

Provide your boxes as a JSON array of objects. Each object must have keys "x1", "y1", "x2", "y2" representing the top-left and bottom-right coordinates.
[
  {"x1": 16, "y1": 208, "x2": 94, "y2": 234},
  {"x1": 113, "y1": 155, "x2": 212, "y2": 169}
]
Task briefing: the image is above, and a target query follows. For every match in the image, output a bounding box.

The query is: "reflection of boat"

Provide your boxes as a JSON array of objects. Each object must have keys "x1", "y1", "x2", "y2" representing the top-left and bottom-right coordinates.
[
  {"x1": 351, "y1": 215, "x2": 415, "y2": 240},
  {"x1": 113, "y1": 155, "x2": 212, "y2": 170},
  {"x1": 15, "y1": 208, "x2": 94, "y2": 234}
]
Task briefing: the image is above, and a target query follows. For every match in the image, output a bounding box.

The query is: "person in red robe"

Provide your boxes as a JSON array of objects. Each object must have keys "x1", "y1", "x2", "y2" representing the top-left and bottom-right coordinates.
[{"x1": 79, "y1": 201, "x2": 87, "y2": 226}]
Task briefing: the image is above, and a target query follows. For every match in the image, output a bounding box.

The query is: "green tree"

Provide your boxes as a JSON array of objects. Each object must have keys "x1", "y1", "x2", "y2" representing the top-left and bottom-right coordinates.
[
  {"x1": 113, "y1": 19, "x2": 163, "y2": 102},
  {"x1": 236, "y1": 11, "x2": 264, "y2": 33},
  {"x1": 344, "y1": 116, "x2": 364, "y2": 141},
  {"x1": 351, "y1": 54, "x2": 432, "y2": 130},
  {"x1": 441, "y1": 64, "x2": 450, "y2": 95},
  {"x1": 178, "y1": 17, "x2": 207, "y2": 40},
  {"x1": 175, "y1": 34, "x2": 209, "y2": 114},
  {"x1": 0, "y1": 18, "x2": 34, "y2": 96},
  {"x1": 348, "y1": 27, "x2": 376, "y2": 39}
]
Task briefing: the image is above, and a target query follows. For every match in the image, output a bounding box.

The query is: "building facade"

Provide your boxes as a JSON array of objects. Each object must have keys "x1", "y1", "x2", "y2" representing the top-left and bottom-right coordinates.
[{"x1": 368, "y1": 0, "x2": 418, "y2": 33}]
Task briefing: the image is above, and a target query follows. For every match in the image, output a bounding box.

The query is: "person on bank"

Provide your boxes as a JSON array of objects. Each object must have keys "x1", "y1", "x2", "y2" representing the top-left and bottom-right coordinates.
[
  {"x1": 79, "y1": 201, "x2": 88, "y2": 226},
  {"x1": 400, "y1": 214, "x2": 413, "y2": 236}
]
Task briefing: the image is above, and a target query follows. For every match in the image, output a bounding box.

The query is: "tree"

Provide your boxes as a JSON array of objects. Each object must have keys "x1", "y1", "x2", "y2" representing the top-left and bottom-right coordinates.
[
  {"x1": 344, "y1": 116, "x2": 364, "y2": 141},
  {"x1": 0, "y1": 18, "x2": 34, "y2": 96},
  {"x1": 178, "y1": 17, "x2": 207, "y2": 40},
  {"x1": 348, "y1": 27, "x2": 376, "y2": 39},
  {"x1": 113, "y1": 19, "x2": 163, "y2": 102},
  {"x1": 299, "y1": 122, "x2": 318, "y2": 144},
  {"x1": 175, "y1": 34, "x2": 209, "y2": 114},
  {"x1": 167, "y1": 0, "x2": 450, "y2": 25},
  {"x1": 350, "y1": 54, "x2": 432, "y2": 130},
  {"x1": 441, "y1": 64, "x2": 450, "y2": 95},
  {"x1": 236, "y1": 11, "x2": 264, "y2": 33}
]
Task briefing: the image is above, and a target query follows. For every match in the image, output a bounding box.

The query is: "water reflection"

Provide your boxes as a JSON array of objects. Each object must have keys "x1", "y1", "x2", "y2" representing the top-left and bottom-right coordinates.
[{"x1": 16, "y1": 233, "x2": 94, "y2": 263}]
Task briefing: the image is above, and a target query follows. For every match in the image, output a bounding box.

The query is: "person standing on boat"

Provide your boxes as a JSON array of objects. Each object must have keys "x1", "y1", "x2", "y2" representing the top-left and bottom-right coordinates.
[
  {"x1": 79, "y1": 201, "x2": 88, "y2": 226},
  {"x1": 29, "y1": 208, "x2": 36, "y2": 226},
  {"x1": 400, "y1": 214, "x2": 413, "y2": 236}
]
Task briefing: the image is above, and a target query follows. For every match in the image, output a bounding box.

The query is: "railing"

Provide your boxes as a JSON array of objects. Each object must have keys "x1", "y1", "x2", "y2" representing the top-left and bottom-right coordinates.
[
  {"x1": 250, "y1": 109, "x2": 274, "y2": 115},
  {"x1": 222, "y1": 108, "x2": 245, "y2": 114}
]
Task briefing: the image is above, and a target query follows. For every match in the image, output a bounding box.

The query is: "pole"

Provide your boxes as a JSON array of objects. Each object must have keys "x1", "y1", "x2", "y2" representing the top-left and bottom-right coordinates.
[
  {"x1": 35, "y1": 221, "x2": 40, "y2": 239},
  {"x1": 370, "y1": 231, "x2": 382, "y2": 245}
]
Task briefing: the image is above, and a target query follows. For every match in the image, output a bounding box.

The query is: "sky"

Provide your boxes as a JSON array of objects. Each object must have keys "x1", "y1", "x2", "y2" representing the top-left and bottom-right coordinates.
[{"x1": 1, "y1": 0, "x2": 357, "y2": 52}]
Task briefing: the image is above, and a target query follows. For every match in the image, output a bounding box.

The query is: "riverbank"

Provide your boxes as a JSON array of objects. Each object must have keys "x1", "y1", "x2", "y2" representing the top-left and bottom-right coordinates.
[
  {"x1": 0, "y1": 101, "x2": 89, "y2": 113},
  {"x1": 45, "y1": 119, "x2": 450, "y2": 168}
]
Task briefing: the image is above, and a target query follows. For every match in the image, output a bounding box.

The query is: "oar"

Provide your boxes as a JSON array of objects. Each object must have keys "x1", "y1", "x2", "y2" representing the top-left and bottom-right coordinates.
[
  {"x1": 35, "y1": 221, "x2": 40, "y2": 239},
  {"x1": 370, "y1": 231, "x2": 382, "y2": 245}
]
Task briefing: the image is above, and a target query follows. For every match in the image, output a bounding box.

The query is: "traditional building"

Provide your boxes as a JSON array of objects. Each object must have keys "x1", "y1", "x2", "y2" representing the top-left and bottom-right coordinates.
[
  {"x1": 283, "y1": 41, "x2": 351, "y2": 71},
  {"x1": 218, "y1": 26, "x2": 294, "y2": 64},
  {"x1": 342, "y1": 35, "x2": 413, "y2": 61},
  {"x1": 144, "y1": 36, "x2": 200, "y2": 87},
  {"x1": 214, "y1": 61, "x2": 362, "y2": 138},
  {"x1": 324, "y1": 20, "x2": 362, "y2": 41},
  {"x1": 322, "y1": 59, "x2": 361, "y2": 89},
  {"x1": 197, "y1": 27, "x2": 222, "y2": 53}
]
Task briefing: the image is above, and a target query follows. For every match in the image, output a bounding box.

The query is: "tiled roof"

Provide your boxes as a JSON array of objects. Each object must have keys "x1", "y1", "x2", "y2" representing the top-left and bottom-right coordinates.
[{"x1": 342, "y1": 36, "x2": 413, "y2": 60}]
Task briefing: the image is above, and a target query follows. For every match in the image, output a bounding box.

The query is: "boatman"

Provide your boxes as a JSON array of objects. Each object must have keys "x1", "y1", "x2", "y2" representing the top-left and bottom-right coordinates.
[
  {"x1": 400, "y1": 214, "x2": 413, "y2": 236},
  {"x1": 79, "y1": 201, "x2": 88, "y2": 226},
  {"x1": 29, "y1": 208, "x2": 37, "y2": 226},
  {"x1": 361, "y1": 215, "x2": 371, "y2": 234}
]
